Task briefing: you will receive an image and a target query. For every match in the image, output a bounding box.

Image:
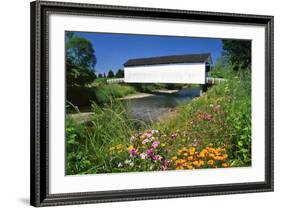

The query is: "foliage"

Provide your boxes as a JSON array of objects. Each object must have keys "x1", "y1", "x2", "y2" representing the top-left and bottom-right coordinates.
[
  {"x1": 66, "y1": 116, "x2": 91, "y2": 174},
  {"x1": 222, "y1": 39, "x2": 251, "y2": 68},
  {"x1": 66, "y1": 32, "x2": 97, "y2": 86},
  {"x1": 66, "y1": 63, "x2": 97, "y2": 86},
  {"x1": 115, "y1": 69, "x2": 124, "y2": 78},
  {"x1": 107, "y1": 70, "x2": 115, "y2": 78}
]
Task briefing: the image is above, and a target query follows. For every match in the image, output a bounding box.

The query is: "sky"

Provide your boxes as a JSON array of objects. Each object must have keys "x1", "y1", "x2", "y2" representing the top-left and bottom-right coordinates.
[{"x1": 71, "y1": 31, "x2": 223, "y2": 75}]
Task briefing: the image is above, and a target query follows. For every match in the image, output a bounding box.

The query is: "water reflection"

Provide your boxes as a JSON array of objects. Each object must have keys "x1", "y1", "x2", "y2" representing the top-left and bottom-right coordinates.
[{"x1": 127, "y1": 88, "x2": 200, "y2": 123}]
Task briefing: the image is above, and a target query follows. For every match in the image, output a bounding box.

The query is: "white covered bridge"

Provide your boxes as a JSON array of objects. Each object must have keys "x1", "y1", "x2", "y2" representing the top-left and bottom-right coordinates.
[{"x1": 107, "y1": 53, "x2": 224, "y2": 86}]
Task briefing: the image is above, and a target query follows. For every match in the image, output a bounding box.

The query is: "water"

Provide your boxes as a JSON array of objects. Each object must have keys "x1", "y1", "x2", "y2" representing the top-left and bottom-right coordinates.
[{"x1": 127, "y1": 88, "x2": 200, "y2": 123}]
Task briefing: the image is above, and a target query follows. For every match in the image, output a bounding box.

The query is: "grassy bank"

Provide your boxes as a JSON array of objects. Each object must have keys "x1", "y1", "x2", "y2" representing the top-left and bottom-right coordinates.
[{"x1": 66, "y1": 71, "x2": 251, "y2": 174}]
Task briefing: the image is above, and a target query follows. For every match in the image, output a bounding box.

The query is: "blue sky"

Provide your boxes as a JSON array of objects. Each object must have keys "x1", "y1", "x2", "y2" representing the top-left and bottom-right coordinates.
[{"x1": 71, "y1": 31, "x2": 223, "y2": 74}]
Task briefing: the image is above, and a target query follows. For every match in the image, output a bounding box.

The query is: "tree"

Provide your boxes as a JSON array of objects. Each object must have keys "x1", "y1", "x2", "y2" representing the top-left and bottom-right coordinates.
[
  {"x1": 115, "y1": 69, "x2": 124, "y2": 78},
  {"x1": 66, "y1": 32, "x2": 97, "y2": 85},
  {"x1": 222, "y1": 40, "x2": 251, "y2": 69},
  {"x1": 107, "y1": 70, "x2": 115, "y2": 78},
  {"x1": 98, "y1": 73, "x2": 103, "y2": 78}
]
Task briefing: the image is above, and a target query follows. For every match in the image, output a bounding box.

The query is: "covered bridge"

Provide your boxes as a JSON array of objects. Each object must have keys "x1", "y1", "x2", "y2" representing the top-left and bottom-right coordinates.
[{"x1": 124, "y1": 53, "x2": 212, "y2": 84}]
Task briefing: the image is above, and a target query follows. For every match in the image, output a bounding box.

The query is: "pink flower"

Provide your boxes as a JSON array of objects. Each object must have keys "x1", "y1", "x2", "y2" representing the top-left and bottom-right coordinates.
[
  {"x1": 152, "y1": 155, "x2": 162, "y2": 161},
  {"x1": 160, "y1": 159, "x2": 172, "y2": 170},
  {"x1": 152, "y1": 141, "x2": 160, "y2": 148},
  {"x1": 200, "y1": 112, "x2": 213, "y2": 121},
  {"x1": 146, "y1": 148, "x2": 154, "y2": 156},
  {"x1": 146, "y1": 133, "x2": 152, "y2": 138},
  {"x1": 129, "y1": 148, "x2": 138, "y2": 156},
  {"x1": 142, "y1": 138, "x2": 150, "y2": 145},
  {"x1": 140, "y1": 153, "x2": 148, "y2": 159}
]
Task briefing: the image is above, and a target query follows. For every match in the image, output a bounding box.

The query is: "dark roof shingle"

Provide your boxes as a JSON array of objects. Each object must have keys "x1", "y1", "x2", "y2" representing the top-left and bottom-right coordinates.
[{"x1": 124, "y1": 53, "x2": 211, "y2": 67}]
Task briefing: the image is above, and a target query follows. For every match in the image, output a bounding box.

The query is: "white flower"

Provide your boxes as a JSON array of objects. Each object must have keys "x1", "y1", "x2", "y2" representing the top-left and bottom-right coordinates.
[{"x1": 124, "y1": 159, "x2": 131, "y2": 164}]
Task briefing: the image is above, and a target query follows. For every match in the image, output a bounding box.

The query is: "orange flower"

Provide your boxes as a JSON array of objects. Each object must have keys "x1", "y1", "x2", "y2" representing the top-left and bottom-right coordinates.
[
  {"x1": 222, "y1": 163, "x2": 229, "y2": 168},
  {"x1": 176, "y1": 166, "x2": 184, "y2": 170},
  {"x1": 207, "y1": 160, "x2": 214, "y2": 165},
  {"x1": 187, "y1": 165, "x2": 194, "y2": 170},
  {"x1": 172, "y1": 156, "x2": 177, "y2": 161},
  {"x1": 187, "y1": 156, "x2": 193, "y2": 161}
]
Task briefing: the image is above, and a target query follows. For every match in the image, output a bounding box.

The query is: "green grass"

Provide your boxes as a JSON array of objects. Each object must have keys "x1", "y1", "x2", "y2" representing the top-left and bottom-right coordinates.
[{"x1": 95, "y1": 84, "x2": 137, "y2": 104}]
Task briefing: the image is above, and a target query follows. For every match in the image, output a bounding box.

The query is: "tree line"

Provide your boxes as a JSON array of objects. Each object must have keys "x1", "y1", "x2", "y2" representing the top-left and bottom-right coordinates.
[{"x1": 97, "y1": 69, "x2": 124, "y2": 79}]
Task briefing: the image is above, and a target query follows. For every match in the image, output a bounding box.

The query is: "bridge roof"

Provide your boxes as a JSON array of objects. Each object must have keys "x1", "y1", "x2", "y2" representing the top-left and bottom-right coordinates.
[{"x1": 124, "y1": 53, "x2": 212, "y2": 67}]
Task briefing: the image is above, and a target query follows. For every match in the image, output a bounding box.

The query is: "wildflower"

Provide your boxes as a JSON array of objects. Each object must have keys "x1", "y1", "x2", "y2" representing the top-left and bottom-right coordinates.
[
  {"x1": 124, "y1": 159, "x2": 131, "y2": 164},
  {"x1": 187, "y1": 156, "x2": 193, "y2": 161},
  {"x1": 151, "y1": 129, "x2": 159, "y2": 134},
  {"x1": 118, "y1": 163, "x2": 123, "y2": 167},
  {"x1": 207, "y1": 160, "x2": 214, "y2": 165},
  {"x1": 130, "y1": 136, "x2": 136, "y2": 142},
  {"x1": 146, "y1": 133, "x2": 152, "y2": 138},
  {"x1": 200, "y1": 112, "x2": 213, "y2": 121},
  {"x1": 116, "y1": 144, "x2": 123, "y2": 149},
  {"x1": 129, "y1": 162, "x2": 134, "y2": 167},
  {"x1": 170, "y1": 132, "x2": 178, "y2": 139},
  {"x1": 127, "y1": 145, "x2": 134, "y2": 151},
  {"x1": 152, "y1": 141, "x2": 160, "y2": 148},
  {"x1": 187, "y1": 165, "x2": 194, "y2": 170},
  {"x1": 140, "y1": 153, "x2": 148, "y2": 160},
  {"x1": 176, "y1": 166, "x2": 184, "y2": 170},
  {"x1": 222, "y1": 163, "x2": 229, "y2": 168},
  {"x1": 161, "y1": 143, "x2": 166, "y2": 147},
  {"x1": 146, "y1": 148, "x2": 154, "y2": 156},
  {"x1": 152, "y1": 155, "x2": 162, "y2": 161},
  {"x1": 172, "y1": 156, "x2": 177, "y2": 161},
  {"x1": 129, "y1": 148, "x2": 138, "y2": 156},
  {"x1": 177, "y1": 150, "x2": 183, "y2": 155},
  {"x1": 142, "y1": 138, "x2": 150, "y2": 145},
  {"x1": 222, "y1": 154, "x2": 228, "y2": 159},
  {"x1": 189, "y1": 147, "x2": 196, "y2": 155}
]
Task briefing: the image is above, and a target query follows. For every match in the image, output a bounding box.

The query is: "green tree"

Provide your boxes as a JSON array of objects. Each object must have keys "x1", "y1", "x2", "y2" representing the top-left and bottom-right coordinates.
[
  {"x1": 107, "y1": 70, "x2": 115, "y2": 78},
  {"x1": 98, "y1": 73, "x2": 103, "y2": 78},
  {"x1": 222, "y1": 40, "x2": 251, "y2": 69},
  {"x1": 66, "y1": 33, "x2": 97, "y2": 85},
  {"x1": 115, "y1": 69, "x2": 124, "y2": 78}
]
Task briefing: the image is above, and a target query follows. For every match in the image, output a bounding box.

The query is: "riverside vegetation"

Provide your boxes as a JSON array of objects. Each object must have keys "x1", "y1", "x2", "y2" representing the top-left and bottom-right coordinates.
[{"x1": 66, "y1": 66, "x2": 251, "y2": 175}]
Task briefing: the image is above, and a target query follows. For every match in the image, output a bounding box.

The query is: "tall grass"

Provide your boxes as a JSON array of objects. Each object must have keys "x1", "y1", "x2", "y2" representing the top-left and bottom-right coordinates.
[
  {"x1": 95, "y1": 84, "x2": 136, "y2": 104},
  {"x1": 66, "y1": 100, "x2": 141, "y2": 174}
]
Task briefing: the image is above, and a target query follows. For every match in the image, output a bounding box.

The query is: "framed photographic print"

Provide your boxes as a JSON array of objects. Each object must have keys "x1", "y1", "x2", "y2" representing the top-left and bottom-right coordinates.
[{"x1": 30, "y1": 0, "x2": 274, "y2": 207}]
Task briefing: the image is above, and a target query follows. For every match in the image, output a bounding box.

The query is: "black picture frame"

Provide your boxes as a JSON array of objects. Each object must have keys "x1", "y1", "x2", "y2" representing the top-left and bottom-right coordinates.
[{"x1": 30, "y1": 0, "x2": 274, "y2": 207}]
